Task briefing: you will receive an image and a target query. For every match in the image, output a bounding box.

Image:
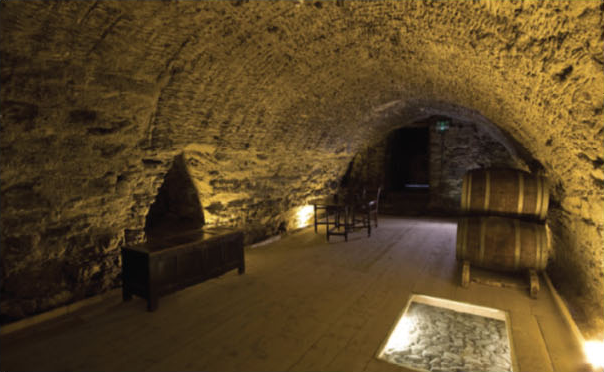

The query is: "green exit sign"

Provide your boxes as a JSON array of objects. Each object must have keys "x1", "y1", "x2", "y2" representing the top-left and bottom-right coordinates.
[{"x1": 436, "y1": 120, "x2": 450, "y2": 132}]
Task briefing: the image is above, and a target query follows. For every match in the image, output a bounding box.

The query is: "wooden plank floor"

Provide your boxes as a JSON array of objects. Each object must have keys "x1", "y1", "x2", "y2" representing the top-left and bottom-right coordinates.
[{"x1": 0, "y1": 217, "x2": 585, "y2": 372}]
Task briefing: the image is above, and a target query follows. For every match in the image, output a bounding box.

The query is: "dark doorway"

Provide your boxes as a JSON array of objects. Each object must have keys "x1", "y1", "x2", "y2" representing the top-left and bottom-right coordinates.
[{"x1": 385, "y1": 126, "x2": 430, "y2": 192}]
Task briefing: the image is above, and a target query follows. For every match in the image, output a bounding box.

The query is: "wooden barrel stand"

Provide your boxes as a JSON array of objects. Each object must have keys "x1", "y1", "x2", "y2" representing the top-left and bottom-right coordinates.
[{"x1": 456, "y1": 216, "x2": 549, "y2": 298}]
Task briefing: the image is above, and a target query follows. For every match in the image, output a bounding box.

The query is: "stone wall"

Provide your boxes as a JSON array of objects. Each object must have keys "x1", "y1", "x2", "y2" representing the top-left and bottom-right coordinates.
[
  {"x1": 1, "y1": 1, "x2": 602, "y2": 337},
  {"x1": 345, "y1": 119, "x2": 527, "y2": 211},
  {"x1": 428, "y1": 120, "x2": 528, "y2": 211},
  {"x1": 182, "y1": 144, "x2": 345, "y2": 241},
  {"x1": 341, "y1": 142, "x2": 387, "y2": 192}
]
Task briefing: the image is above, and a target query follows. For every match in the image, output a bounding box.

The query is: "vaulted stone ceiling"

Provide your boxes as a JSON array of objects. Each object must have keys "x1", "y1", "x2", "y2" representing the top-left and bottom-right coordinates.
[{"x1": 1, "y1": 1, "x2": 602, "y2": 337}]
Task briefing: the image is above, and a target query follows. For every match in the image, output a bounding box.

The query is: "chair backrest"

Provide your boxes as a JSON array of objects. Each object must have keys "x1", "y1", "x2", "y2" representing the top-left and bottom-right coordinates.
[
  {"x1": 373, "y1": 186, "x2": 381, "y2": 212},
  {"x1": 348, "y1": 185, "x2": 381, "y2": 210},
  {"x1": 343, "y1": 186, "x2": 364, "y2": 204}
]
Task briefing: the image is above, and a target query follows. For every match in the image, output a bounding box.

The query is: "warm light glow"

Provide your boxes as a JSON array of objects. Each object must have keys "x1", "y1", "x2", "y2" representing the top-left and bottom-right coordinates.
[
  {"x1": 295, "y1": 205, "x2": 314, "y2": 228},
  {"x1": 383, "y1": 315, "x2": 416, "y2": 350},
  {"x1": 584, "y1": 340, "x2": 604, "y2": 369}
]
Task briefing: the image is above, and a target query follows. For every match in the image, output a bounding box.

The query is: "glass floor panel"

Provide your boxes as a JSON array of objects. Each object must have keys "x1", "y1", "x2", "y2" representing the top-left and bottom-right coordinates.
[{"x1": 377, "y1": 294, "x2": 516, "y2": 372}]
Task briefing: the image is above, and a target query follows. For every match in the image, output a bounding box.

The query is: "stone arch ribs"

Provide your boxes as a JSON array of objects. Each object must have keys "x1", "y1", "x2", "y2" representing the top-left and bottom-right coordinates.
[
  {"x1": 0, "y1": 0, "x2": 601, "y2": 338},
  {"x1": 346, "y1": 101, "x2": 538, "y2": 215},
  {"x1": 364, "y1": 99, "x2": 543, "y2": 173},
  {"x1": 144, "y1": 153, "x2": 205, "y2": 239}
]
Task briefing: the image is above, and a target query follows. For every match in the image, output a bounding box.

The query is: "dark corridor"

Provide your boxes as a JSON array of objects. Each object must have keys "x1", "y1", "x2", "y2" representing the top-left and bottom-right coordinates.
[{"x1": 385, "y1": 127, "x2": 430, "y2": 192}]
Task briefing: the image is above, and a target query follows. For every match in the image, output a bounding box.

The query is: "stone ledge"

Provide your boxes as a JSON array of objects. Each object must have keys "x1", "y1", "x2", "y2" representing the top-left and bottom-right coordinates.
[
  {"x1": 543, "y1": 272, "x2": 586, "y2": 357},
  {"x1": 0, "y1": 288, "x2": 121, "y2": 336}
]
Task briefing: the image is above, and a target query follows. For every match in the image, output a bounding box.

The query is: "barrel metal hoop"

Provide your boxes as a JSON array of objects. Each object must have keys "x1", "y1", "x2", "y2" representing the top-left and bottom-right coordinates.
[
  {"x1": 540, "y1": 178, "x2": 549, "y2": 220},
  {"x1": 484, "y1": 170, "x2": 491, "y2": 212},
  {"x1": 535, "y1": 176, "x2": 543, "y2": 218},
  {"x1": 535, "y1": 223, "x2": 542, "y2": 269},
  {"x1": 517, "y1": 172, "x2": 524, "y2": 215},
  {"x1": 479, "y1": 218, "x2": 486, "y2": 265},
  {"x1": 541, "y1": 225, "x2": 548, "y2": 269},
  {"x1": 456, "y1": 219, "x2": 463, "y2": 259},
  {"x1": 514, "y1": 219, "x2": 521, "y2": 270}
]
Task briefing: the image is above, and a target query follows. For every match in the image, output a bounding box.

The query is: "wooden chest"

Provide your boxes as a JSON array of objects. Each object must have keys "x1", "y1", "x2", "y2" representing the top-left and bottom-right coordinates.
[{"x1": 121, "y1": 227, "x2": 244, "y2": 311}]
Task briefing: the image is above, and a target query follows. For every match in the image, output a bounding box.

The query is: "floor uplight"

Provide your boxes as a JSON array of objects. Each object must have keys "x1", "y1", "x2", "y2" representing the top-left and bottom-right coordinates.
[
  {"x1": 295, "y1": 205, "x2": 314, "y2": 228},
  {"x1": 584, "y1": 340, "x2": 604, "y2": 370}
]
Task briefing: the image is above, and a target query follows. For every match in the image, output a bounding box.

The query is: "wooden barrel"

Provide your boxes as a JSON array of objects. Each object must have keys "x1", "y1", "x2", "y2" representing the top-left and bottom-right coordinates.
[
  {"x1": 461, "y1": 168, "x2": 549, "y2": 221},
  {"x1": 456, "y1": 216, "x2": 549, "y2": 271}
]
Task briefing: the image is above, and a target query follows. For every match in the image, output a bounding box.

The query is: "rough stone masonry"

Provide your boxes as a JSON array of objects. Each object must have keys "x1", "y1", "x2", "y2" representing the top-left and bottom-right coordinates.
[{"x1": 1, "y1": 1, "x2": 602, "y2": 338}]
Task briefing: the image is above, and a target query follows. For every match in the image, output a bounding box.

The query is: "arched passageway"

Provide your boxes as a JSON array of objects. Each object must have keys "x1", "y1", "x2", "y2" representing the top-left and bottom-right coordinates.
[{"x1": 1, "y1": 0, "x2": 602, "y2": 341}]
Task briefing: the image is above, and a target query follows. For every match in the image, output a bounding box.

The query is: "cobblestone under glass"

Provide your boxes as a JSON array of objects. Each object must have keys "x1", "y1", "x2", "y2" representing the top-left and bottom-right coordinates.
[{"x1": 378, "y1": 296, "x2": 513, "y2": 372}]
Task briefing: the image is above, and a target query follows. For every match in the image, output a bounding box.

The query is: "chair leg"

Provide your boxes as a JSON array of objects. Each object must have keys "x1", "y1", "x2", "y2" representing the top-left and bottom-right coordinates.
[
  {"x1": 326, "y1": 211, "x2": 330, "y2": 241},
  {"x1": 314, "y1": 205, "x2": 318, "y2": 233},
  {"x1": 343, "y1": 207, "x2": 349, "y2": 242}
]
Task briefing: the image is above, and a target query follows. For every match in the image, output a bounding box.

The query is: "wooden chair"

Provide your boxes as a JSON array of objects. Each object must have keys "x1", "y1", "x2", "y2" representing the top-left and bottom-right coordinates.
[
  {"x1": 312, "y1": 195, "x2": 340, "y2": 233},
  {"x1": 311, "y1": 195, "x2": 351, "y2": 241},
  {"x1": 352, "y1": 186, "x2": 381, "y2": 237},
  {"x1": 326, "y1": 202, "x2": 352, "y2": 242},
  {"x1": 369, "y1": 186, "x2": 381, "y2": 228}
]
